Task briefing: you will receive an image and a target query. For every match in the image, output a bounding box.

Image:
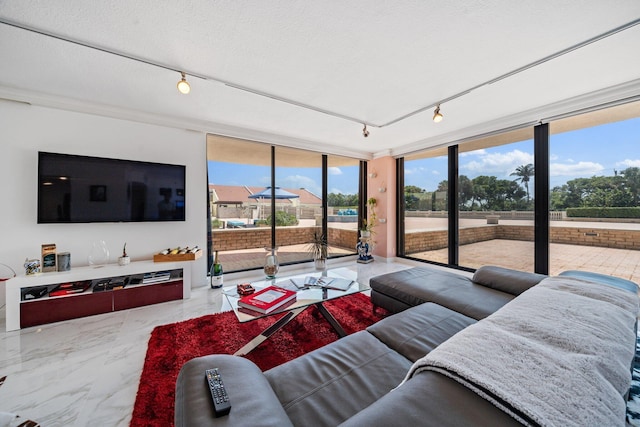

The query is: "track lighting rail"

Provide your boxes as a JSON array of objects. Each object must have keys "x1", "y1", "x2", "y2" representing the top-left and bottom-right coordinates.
[{"x1": 1, "y1": 16, "x2": 639, "y2": 130}]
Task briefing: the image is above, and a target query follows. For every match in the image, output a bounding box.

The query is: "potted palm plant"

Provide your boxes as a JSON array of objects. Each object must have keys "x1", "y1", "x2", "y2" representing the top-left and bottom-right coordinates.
[
  {"x1": 307, "y1": 230, "x2": 328, "y2": 270},
  {"x1": 360, "y1": 197, "x2": 377, "y2": 238}
]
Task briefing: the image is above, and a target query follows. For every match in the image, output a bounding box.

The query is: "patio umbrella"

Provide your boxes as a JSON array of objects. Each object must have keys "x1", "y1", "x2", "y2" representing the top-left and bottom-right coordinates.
[{"x1": 248, "y1": 187, "x2": 299, "y2": 220}]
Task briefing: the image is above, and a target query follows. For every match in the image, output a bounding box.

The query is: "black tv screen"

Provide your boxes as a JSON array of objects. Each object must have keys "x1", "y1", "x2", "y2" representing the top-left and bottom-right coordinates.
[{"x1": 38, "y1": 152, "x2": 186, "y2": 223}]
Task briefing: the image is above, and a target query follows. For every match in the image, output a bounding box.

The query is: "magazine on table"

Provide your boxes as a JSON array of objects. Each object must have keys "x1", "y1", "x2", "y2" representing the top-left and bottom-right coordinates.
[{"x1": 289, "y1": 276, "x2": 355, "y2": 291}]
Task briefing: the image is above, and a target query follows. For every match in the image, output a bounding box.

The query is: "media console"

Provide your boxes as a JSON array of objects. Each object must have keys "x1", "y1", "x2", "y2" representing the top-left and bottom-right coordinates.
[{"x1": 5, "y1": 260, "x2": 192, "y2": 331}]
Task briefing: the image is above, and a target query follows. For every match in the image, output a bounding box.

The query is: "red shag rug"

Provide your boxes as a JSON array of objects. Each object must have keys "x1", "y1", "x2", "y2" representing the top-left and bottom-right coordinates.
[{"x1": 130, "y1": 292, "x2": 388, "y2": 427}]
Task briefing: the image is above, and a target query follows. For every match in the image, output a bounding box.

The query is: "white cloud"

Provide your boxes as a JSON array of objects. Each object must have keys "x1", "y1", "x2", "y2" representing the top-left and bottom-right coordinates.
[
  {"x1": 328, "y1": 167, "x2": 343, "y2": 175},
  {"x1": 460, "y1": 149, "x2": 486, "y2": 157},
  {"x1": 405, "y1": 167, "x2": 425, "y2": 175},
  {"x1": 278, "y1": 175, "x2": 320, "y2": 195},
  {"x1": 616, "y1": 159, "x2": 640, "y2": 168},
  {"x1": 461, "y1": 149, "x2": 534, "y2": 177},
  {"x1": 549, "y1": 161, "x2": 603, "y2": 177},
  {"x1": 432, "y1": 170, "x2": 440, "y2": 175}
]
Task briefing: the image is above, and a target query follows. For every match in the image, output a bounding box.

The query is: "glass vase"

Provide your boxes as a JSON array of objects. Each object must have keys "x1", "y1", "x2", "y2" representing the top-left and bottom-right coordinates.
[
  {"x1": 88, "y1": 240, "x2": 110, "y2": 267},
  {"x1": 264, "y1": 247, "x2": 279, "y2": 279}
]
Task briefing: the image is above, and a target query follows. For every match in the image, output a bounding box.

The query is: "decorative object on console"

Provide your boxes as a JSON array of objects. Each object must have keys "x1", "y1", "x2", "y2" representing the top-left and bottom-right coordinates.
[
  {"x1": 264, "y1": 247, "x2": 279, "y2": 279},
  {"x1": 41, "y1": 243, "x2": 56, "y2": 272},
  {"x1": 57, "y1": 252, "x2": 71, "y2": 271},
  {"x1": 154, "y1": 246, "x2": 202, "y2": 262},
  {"x1": 118, "y1": 242, "x2": 130, "y2": 266},
  {"x1": 237, "y1": 285, "x2": 295, "y2": 314},
  {"x1": 0, "y1": 263, "x2": 17, "y2": 281},
  {"x1": 131, "y1": 292, "x2": 387, "y2": 427},
  {"x1": 23, "y1": 258, "x2": 40, "y2": 275},
  {"x1": 88, "y1": 240, "x2": 110, "y2": 267}
]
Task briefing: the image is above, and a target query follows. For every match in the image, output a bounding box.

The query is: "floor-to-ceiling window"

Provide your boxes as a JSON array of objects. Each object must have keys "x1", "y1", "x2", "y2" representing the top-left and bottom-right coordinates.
[
  {"x1": 274, "y1": 146, "x2": 323, "y2": 265},
  {"x1": 402, "y1": 147, "x2": 449, "y2": 263},
  {"x1": 549, "y1": 101, "x2": 640, "y2": 282},
  {"x1": 327, "y1": 155, "x2": 359, "y2": 257},
  {"x1": 207, "y1": 136, "x2": 272, "y2": 272},
  {"x1": 398, "y1": 100, "x2": 640, "y2": 282},
  {"x1": 457, "y1": 129, "x2": 535, "y2": 271},
  {"x1": 207, "y1": 135, "x2": 361, "y2": 273}
]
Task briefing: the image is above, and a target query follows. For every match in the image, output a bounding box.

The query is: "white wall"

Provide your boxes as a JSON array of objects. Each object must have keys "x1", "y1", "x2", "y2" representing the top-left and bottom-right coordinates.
[{"x1": 0, "y1": 100, "x2": 209, "y2": 307}]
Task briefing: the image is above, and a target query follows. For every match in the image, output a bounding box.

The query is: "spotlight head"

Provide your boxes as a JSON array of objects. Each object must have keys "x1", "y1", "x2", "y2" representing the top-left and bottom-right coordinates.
[
  {"x1": 177, "y1": 72, "x2": 191, "y2": 94},
  {"x1": 362, "y1": 124, "x2": 369, "y2": 138},
  {"x1": 433, "y1": 105, "x2": 443, "y2": 123}
]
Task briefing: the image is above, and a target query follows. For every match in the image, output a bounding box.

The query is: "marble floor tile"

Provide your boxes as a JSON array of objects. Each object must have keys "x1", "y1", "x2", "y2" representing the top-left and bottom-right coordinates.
[{"x1": 0, "y1": 258, "x2": 415, "y2": 426}]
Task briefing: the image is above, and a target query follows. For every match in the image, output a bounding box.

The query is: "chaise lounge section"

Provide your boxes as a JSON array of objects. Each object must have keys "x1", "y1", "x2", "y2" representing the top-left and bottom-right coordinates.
[{"x1": 175, "y1": 266, "x2": 639, "y2": 426}]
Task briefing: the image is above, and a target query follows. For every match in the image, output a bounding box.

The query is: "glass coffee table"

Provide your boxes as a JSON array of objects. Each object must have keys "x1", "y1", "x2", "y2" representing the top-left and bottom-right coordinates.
[{"x1": 223, "y1": 267, "x2": 368, "y2": 356}]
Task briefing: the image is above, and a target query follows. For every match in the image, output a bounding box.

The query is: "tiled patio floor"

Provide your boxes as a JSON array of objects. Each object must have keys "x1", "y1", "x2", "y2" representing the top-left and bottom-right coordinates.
[
  {"x1": 410, "y1": 239, "x2": 640, "y2": 283},
  {"x1": 220, "y1": 239, "x2": 640, "y2": 284},
  {"x1": 220, "y1": 244, "x2": 355, "y2": 272}
]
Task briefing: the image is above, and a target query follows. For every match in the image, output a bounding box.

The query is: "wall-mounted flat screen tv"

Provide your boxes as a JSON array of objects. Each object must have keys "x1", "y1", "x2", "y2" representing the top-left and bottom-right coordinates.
[{"x1": 38, "y1": 152, "x2": 186, "y2": 223}]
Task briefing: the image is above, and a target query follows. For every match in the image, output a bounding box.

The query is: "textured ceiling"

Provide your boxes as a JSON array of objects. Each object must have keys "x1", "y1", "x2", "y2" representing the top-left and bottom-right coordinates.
[{"x1": 1, "y1": 1, "x2": 640, "y2": 159}]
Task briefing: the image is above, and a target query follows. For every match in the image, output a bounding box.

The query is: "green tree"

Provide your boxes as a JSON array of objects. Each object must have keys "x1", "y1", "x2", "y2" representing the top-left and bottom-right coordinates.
[
  {"x1": 621, "y1": 167, "x2": 640, "y2": 206},
  {"x1": 510, "y1": 164, "x2": 534, "y2": 203},
  {"x1": 459, "y1": 175, "x2": 474, "y2": 210}
]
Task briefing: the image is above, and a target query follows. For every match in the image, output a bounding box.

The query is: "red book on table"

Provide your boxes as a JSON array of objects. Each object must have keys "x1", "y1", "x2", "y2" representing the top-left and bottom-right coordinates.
[{"x1": 237, "y1": 286, "x2": 296, "y2": 314}]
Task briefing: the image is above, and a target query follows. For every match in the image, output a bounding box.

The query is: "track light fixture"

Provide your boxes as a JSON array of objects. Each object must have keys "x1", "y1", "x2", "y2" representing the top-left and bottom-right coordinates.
[
  {"x1": 433, "y1": 104, "x2": 443, "y2": 123},
  {"x1": 177, "y1": 72, "x2": 191, "y2": 94},
  {"x1": 362, "y1": 124, "x2": 369, "y2": 138}
]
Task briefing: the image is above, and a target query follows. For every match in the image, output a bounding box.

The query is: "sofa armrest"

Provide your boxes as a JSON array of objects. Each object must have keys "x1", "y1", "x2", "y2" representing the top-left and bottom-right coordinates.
[
  {"x1": 175, "y1": 354, "x2": 293, "y2": 427},
  {"x1": 472, "y1": 265, "x2": 546, "y2": 296}
]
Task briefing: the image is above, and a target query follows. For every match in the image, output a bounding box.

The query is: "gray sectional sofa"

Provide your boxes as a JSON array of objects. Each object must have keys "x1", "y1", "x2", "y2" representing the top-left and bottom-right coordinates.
[{"x1": 175, "y1": 266, "x2": 639, "y2": 426}]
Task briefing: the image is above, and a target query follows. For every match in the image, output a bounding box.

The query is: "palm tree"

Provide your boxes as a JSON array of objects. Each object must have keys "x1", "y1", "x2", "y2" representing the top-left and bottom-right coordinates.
[{"x1": 510, "y1": 163, "x2": 535, "y2": 203}]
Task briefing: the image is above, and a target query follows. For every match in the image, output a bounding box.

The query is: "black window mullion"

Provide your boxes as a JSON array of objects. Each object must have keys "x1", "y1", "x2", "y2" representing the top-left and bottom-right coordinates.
[
  {"x1": 396, "y1": 157, "x2": 405, "y2": 257},
  {"x1": 534, "y1": 124, "x2": 550, "y2": 274},
  {"x1": 448, "y1": 145, "x2": 459, "y2": 266},
  {"x1": 270, "y1": 145, "x2": 276, "y2": 248}
]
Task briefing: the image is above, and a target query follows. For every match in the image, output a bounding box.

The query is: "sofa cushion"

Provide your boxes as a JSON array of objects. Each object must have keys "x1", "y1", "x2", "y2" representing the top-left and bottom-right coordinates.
[
  {"x1": 472, "y1": 265, "x2": 546, "y2": 296},
  {"x1": 370, "y1": 267, "x2": 515, "y2": 319},
  {"x1": 264, "y1": 330, "x2": 412, "y2": 427},
  {"x1": 339, "y1": 371, "x2": 523, "y2": 427},
  {"x1": 367, "y1": 302, "x2": 476, "y2": 362}
]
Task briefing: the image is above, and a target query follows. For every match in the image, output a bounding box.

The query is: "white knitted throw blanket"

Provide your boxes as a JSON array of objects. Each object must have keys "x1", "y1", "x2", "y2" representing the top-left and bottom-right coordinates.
[{"x1": 400, "y1": 276, "x2": 639, "y2": 427}]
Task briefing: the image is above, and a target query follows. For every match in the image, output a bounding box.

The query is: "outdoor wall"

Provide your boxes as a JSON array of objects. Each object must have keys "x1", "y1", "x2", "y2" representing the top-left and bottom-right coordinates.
[
  {"x1": 212, "y1": 226, "x2": 358, "y2": 253},
  {"x1": 405, "y1": 224, "x2": 639, "y2": 254}
]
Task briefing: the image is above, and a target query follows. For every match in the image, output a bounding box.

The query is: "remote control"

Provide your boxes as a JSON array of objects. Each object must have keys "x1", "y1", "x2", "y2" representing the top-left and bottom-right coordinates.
[{"x1": 205, "y1": 368, "x2": 231, "y2": 417}]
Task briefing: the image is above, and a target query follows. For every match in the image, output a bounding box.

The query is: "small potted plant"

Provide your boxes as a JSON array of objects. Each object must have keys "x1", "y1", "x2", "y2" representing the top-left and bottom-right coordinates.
[
  {"x1": 307, "y1": 230, "x2": 328, "y2": 270},
  {"x1": 360, "y1": 197, "x2": 377, "y2": 238},
  {"x1": 118, "y1": 243, "x2": 130, "y2": 266}
]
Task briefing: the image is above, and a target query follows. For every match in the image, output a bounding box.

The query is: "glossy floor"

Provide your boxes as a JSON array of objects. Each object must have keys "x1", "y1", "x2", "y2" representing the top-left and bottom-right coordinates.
[{"x1": 0, "y1": 259, "x2": 417, "y2": 426}]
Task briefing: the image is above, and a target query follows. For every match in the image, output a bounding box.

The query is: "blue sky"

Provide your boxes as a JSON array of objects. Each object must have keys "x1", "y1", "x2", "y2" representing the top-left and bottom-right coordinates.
[
  {"x1": 209, "y1": 117, "x2": 640, "y2": 195},
  {"x1": 405, "y1": 117, "x2": 640, "y2": 191},
  {"x1": 208, "y1": 162, "x2": 360, "y2": 196}
]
